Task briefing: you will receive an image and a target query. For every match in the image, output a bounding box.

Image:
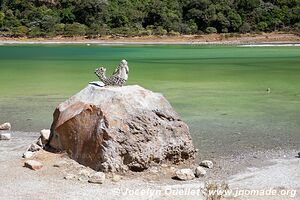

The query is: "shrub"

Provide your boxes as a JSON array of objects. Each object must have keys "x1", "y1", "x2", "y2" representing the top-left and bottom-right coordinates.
[
  {"x1": 138, "y1": 28, "x2": 152, "y2": 36},
  {"x1": 139, "y1": 30, "x2": 147, "y2": 36},
  {"x1": 239, "y1": 22, "x2": 251, "y2": 33},
  {"x1": 221, "y1": 28, "x2": 228, "y2": 33},
  {"x1": 64, "y1": 23, "x2": 86, "y2": 37},
  {"x1": 111, "y1": 27, "x2": 135, "y2": 36},
  {"x1": 179, "y1": 21, "x2": 198, "y2": 35},
  {"x1": 40, "y1": 15, "x2": 57, "y2": 34},
  {"x1": 257, "y1": 22, "x2": 268, "y2": 31},
  {"x1": 154, "y1": 26, "x2": 167, "y2": 35},
  {"x1": 187, "y1": 20, "x2": 198, "y2": 34},
  {"x1": 294, "y1": 23, "x2": 300, "y2": 29},
  {"x1": 179, "y1": 23, "x2": 191, "y2": 34},
  {"x1": 228, "y1": 11, "x2": 242, "y2": 31},
  {"x1": 54, "y1": 23, "x2": 65, "y2": 35},
  {"x1": 168, "y1": 30, "x2": 180, "y2": 36},
  {"x1": 206, "y1": 27, "x2": 218, "y2": 34},
  {"x1": 28, "y1": 26, "x2": 42, "y2": 38},
  {"x1": 86, "y1": 23, "x2": 108, "y2": 38},
  {"x1": 13, "y1": 26, "x2": 28, "y2": 37},
  {"x1": 145, "y1": 25, "x2": 154, "y2": 35},
  {"x1": 0, "y1": 12, "x2": 4, "y2": 26}
]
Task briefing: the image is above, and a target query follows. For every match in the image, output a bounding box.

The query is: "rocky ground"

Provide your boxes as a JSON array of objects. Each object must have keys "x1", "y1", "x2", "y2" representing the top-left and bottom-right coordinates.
[
  {"x1": 0, "y1": 32, "x2": 299, "y2": 45},
  {"x1": 0, "y1": 131, "x2": 299, "y2": 200}
]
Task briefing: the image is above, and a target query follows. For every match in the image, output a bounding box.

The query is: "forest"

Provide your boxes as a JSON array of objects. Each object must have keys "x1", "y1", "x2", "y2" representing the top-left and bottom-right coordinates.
[{"x1": 0, "y1": 0, "x2": 299, "y2": 37}]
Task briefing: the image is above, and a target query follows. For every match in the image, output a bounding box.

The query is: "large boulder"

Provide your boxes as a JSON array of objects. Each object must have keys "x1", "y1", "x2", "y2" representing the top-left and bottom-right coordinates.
[{"x1": 47, "y1": 84, "x2": 196, "y2": 172}]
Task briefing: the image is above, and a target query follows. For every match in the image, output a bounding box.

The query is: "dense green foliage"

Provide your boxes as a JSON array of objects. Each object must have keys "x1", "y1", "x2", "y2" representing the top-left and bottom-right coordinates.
[{"x1": 0, "y1": 0, "x2": 299, "y2": 37}]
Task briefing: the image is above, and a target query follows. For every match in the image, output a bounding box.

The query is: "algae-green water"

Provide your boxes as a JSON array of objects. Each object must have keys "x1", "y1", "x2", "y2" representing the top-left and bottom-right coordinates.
[{"x1": 0, "y1": 45, "x2": 299, "y2": 156}]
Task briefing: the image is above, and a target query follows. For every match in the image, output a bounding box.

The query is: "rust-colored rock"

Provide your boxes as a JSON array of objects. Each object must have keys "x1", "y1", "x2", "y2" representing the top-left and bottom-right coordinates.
[
  {"x1": 24, "y1": 160, "x2": 43, "y2": 170},
  {"x1": 47, "y1": 84, "x2": 196, "y2": 172}
]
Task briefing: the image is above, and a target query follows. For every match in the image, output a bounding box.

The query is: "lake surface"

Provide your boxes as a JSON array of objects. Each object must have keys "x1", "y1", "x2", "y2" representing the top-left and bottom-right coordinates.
[{"x1": 0, "y1": 45, "x2": 299, "y2": 157}]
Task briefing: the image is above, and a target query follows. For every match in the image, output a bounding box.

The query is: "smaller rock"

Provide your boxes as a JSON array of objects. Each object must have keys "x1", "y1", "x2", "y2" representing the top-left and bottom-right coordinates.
[
  {"x1": 0, "y1": 122, "x2": 11, "y2": 130},
  {"x1": 175, "y1": 168, "x2": 195, "y2": 181},
  {"x1": 88, "y1": 172, "x2": 106, "y2": 184},
  {"x1": 27, "y1": 143, "x2": 42, "y2": 152},
  {"x1": 24, "y1": 160, "x2": 43, "y2": 170},
  {"x1": 40, "y1": 129, "x2": 51, "y2": 144},
  {"x1": 112, "y1": 174, "x2": 121, "y2": 182},
  {"x1": 298, "y1": 152, "x2": 300, "y2": 157},
  {"x1": 200, "y1": 160, "x2": 213, "y2": 169},
  {"x1": 195, "y1": 166, "x2": 206, "y2": 177},
  {"x1": 64, "y1": 174, "x2": 76, "y2": 180},
  {"x1": 23, "y1": 151, "x2": 34, "y2": 159},
  {"x1": 0, "y1": 133, "x2": 11, "y2": 140}
]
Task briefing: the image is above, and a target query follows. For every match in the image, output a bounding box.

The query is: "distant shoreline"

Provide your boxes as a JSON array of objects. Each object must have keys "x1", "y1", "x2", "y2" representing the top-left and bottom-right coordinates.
[
  {"x1": 0, "y1": 32, "x2": 299, "y2": 45},
  {"x1": 0, "y1": 41, "x2": 300, "y2": 46}
]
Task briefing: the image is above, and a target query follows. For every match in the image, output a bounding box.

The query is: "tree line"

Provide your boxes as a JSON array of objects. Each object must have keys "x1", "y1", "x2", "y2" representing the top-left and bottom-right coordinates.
[{"x1": 0, "y1": 0, "x2": 299, "y2": 37}]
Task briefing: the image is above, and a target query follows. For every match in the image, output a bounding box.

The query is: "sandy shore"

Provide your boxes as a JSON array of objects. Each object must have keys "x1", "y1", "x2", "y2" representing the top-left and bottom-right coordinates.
[
  {"x1": 0, "y1": 33, "x2": 299, "y2": 45},
  {"x1": 0, "y1": 131, "x2": 299, "y2": 200}
]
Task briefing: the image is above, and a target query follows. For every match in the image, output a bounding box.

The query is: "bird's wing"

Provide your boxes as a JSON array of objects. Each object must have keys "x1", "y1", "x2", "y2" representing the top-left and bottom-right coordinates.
[{"x1": 112, "y1": 65, "x2": 119, "y2": 75}]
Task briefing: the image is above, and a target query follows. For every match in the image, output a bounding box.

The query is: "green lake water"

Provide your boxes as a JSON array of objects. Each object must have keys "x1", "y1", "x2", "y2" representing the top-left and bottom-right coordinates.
[{"x1": 0, "y1": 45, "x2": 299, "y2": 157}]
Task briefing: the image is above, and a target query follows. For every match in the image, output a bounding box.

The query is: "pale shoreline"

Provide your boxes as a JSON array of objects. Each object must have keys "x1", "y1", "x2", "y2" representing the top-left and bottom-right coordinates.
[
  {"x1": 0, "y1": 40, "x2": 300, "y2": 46},
  {"x1": 0, "y1": 32, "x2": 299, "y2": 46},
  {"x1": 0, "y1": 131, "x2": 299, "y2": 200}
]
